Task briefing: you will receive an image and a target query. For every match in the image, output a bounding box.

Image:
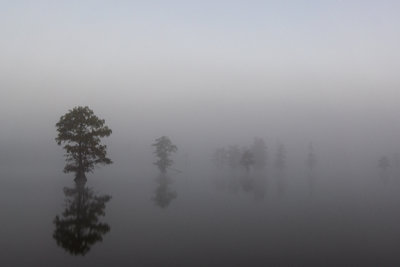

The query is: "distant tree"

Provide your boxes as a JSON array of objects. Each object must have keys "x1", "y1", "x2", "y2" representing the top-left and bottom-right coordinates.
[
  {"x1": 378, "y1": 156, "x2": 390, "y2": 171},
  {"x1": 274, "y1": 143, "x2": 287, "y2": 171},
  {"x1": 53, "y1": 180, "x2": 111, "y2": 255},
  {"x1": 251, "y1": 137, "x2": 267, "y2": 170},
  {"x1": 152, "y1": 136, "x2": 178, "y2": 174},
  {"x1": 55, "y1": 106, "x2": 112, "y2": 179},
  {"x1": 240, "y1": 149, "x2": 255, "y2": 172}
]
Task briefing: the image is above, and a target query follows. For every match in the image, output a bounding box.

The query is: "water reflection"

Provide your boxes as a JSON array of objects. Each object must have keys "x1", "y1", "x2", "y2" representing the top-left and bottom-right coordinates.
[
  {"x1": 53, "y1": 178, "x2": 112, "y2": 255},
  {"x1": 214, "y1": 169, "x2": 267, "y2": 200},
  {"x1": 239, "y1": 170, "x2": 267, "y2": 200},
  {"x1": 152, "y1": 174, "x2": 177, "y2": 208}
]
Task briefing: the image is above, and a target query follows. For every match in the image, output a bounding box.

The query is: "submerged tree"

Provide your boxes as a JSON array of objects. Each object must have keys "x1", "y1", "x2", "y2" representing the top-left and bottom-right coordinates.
[
  {"x1": 53, "y1": 180, "x2": 112, "y2": 256},
  {"x1": 55, "y1": 106, "x2": 112, "y2": 179},
  {"x1": 152, "y1": 136, "x2": 178, "y2": 174}
]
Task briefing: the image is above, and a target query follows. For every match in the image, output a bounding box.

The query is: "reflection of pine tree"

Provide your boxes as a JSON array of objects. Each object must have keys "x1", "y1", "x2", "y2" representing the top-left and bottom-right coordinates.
[
  {"x1": 153, "y1": 175, "x2": 177, "y2": 208},
  {"x1": 53, "y1": 180, "x2": 111, "y2": 255}
]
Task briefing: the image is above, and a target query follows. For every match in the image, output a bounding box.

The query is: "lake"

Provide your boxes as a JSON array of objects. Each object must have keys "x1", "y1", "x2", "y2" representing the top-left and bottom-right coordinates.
[{"x1": 1, "y1": 161, "x2": 400, "y2": 267}]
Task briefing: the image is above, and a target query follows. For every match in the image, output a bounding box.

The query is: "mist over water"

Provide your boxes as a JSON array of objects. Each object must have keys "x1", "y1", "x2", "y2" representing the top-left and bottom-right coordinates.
[{"x1": 2, "y1": 1, "x2": 400, "y2": 266}]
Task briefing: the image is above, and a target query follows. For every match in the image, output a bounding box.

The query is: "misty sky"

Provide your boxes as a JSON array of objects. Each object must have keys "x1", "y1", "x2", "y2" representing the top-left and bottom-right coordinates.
[{"x1": 1, "y1": 1, "x2": 400, "y2": 161}]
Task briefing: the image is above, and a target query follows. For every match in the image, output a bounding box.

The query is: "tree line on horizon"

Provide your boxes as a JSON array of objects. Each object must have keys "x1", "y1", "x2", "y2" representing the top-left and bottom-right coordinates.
[{"x1": 55, "y1": 105, "x2": 396, "y2": 185}]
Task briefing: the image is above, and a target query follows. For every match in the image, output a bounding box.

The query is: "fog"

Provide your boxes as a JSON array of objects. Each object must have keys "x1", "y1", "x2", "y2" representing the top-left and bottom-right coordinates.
[{"x1": 1, "y1": 1, "x2": 400, "y2": 266}]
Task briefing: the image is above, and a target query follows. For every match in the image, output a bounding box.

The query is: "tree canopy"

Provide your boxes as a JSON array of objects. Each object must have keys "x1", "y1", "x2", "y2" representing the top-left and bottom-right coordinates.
[
  {"x1": 152, "y1": 136, "x2": 177, "y2": 174},
  {"x1": 55, "y1": 106, "x2": 112, "y2": 178}
]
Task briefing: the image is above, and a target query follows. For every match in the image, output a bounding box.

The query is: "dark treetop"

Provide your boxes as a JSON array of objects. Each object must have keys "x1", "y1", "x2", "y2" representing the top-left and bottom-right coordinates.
[
  {"x1": 56, "y1": 106, "x2": 112, "y2": 177},
  {"x1": 152, "y1": 136, "x2": 177, "y2": 174}
]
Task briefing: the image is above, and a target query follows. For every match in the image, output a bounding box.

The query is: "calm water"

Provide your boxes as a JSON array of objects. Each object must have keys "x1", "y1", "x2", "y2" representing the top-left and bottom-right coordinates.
[{"x1": 2, "y1": 162, "x2": 400, "y2": 267}]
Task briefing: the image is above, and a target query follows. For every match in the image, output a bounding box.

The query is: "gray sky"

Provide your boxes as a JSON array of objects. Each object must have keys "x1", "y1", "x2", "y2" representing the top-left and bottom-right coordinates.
[{"x1": 1, "y1": 1, "x2": 399, "y2": 159}]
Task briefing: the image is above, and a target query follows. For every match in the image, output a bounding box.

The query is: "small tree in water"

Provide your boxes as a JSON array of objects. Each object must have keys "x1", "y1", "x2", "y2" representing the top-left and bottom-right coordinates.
[
  {"x1": 55, "y1": 106, "x2": 112, "y2": 180},
  {"x1": 152, "y1": 136, "x2": 177, "y2": 174}
]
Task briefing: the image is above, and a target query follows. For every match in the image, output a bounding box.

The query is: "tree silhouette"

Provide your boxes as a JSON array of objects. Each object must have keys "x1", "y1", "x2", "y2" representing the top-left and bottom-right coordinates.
[
  {"x1": 152, "y1": 136, "x2": 177, "y2": 174},
  {"x1": 55, "y1": 106, "x2": 112, "y2": 179},
  {"x1": 53, "y1": 180, "x2": 112, "y2": 255}
]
